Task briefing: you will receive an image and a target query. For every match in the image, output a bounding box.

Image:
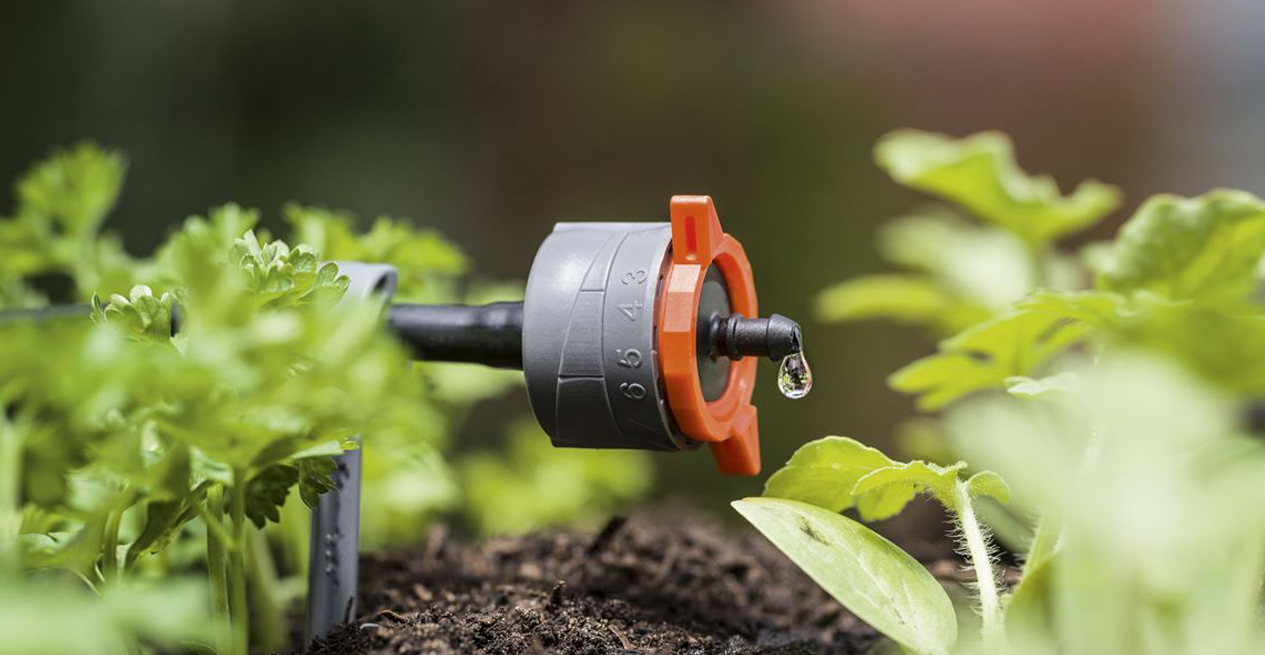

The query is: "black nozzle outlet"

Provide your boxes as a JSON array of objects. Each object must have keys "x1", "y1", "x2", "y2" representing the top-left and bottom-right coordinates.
[{"x1": 708, "y1": 313, "x2": 802, "y2": 362}]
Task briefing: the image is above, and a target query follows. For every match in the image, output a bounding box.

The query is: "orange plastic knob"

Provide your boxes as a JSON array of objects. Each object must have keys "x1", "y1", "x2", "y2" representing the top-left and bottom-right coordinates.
[{"x1": 657, "y1": 196, "x2": 761, "y2": 475}]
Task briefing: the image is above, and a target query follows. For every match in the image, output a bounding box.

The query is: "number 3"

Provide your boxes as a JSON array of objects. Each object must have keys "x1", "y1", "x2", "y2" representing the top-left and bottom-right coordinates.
[{"x1": 622, "y1": 270, "x2": 647, "y2": 285}]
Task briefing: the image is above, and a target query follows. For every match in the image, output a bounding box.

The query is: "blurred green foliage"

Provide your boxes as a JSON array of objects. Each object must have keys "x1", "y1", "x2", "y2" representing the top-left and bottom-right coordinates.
[
  {"x1": 0, "y1": 142, "x2": 651, "y2": 654},
  {"x1": 765, "y1": 130, "x2": 1265, "y2": 655},
  {"x1": 459, "y1": 420, "x2": 653, "y2": 536}
]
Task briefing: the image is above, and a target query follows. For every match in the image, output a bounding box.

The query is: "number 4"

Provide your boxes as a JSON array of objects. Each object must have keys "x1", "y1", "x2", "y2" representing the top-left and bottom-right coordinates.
[{"x1": 617, "y1": 302, "x2": 642, "y2": 321}]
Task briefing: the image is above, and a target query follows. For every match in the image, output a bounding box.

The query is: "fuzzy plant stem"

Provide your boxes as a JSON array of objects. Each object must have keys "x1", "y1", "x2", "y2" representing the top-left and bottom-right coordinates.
[
  {"x1": 206, "y1": 485, "x2": 233, "y2": 655},
  {"x1": 953, "y1": 479, "x2": 1002, "y2": 643},
  {"x1": 229, "y1": 469, "x2": 250, "y2": 655}
]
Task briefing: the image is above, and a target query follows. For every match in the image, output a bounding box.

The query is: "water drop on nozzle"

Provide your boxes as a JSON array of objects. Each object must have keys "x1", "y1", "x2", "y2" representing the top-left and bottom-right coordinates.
[{"x1": 777, "y1": 351, "x2": 812, "y2": 399}]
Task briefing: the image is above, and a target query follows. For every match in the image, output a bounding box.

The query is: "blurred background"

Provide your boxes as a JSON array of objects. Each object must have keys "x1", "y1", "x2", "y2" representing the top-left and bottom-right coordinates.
[{"x1": 3, "y1": 0, "x2": 1263, "y2": 519}]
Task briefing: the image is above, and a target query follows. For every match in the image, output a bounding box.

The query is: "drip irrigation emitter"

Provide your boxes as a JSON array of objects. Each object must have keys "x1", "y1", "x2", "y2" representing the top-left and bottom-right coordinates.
[{"x1": 0, "y1": 195, "x2": 812, "y2": 644}]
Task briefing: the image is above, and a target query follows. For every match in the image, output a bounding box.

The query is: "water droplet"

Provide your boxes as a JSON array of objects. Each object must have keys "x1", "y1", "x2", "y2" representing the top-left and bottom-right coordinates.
[{"x1": 777, "y1": 351, "x2": 813, "y2": 399}]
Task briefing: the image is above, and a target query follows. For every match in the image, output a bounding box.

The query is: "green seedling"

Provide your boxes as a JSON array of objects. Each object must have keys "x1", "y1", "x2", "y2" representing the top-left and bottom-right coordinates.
[{"x1": 735, "y1": 437, "x2": 1009, "y2": 654}]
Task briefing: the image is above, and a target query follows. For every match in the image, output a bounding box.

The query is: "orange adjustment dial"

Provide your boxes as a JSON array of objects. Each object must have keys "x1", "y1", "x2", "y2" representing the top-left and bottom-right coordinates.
[{"x1": 657, "y1": 195, "x2": 761, "y2": 475}]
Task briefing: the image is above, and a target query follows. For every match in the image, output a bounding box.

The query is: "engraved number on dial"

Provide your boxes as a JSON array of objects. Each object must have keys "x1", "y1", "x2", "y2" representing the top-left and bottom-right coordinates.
[
  {"x1": 620, "y1": 382, "x2": 646, "y2": 400},
  {"x1": 621, "y1": 269, "x2": 647, "y2": 285},
  {"x1": 617, "y1": 301, "x2": 642, "y2": 321},
  {"x1": 617, "y1": 349, "x2": 643, "y2": 369}
]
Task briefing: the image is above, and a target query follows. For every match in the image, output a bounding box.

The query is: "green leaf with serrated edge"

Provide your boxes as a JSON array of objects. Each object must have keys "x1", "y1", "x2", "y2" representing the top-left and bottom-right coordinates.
[
  {"x1": 733, "y1": 498, "x2": 956, "y2": 655},
  {"x1": 875, "y1": 130, "x2": 1121, "y2": 247},
  {"x1": 94, "y1": 284, "x2": 177, "y2": 343},
  {"x1": 890, "y1": 309, "x2": 1096, "y2": 410},
  {"x1": 297, "y1": 457, "x2": 338, "y2": 508},
  {"x1": 243, "y1": 465, "x2": 299, "y2": 529},
  {"x1": 16, "y1": 141, "x2": 126, "y2": 236},
  {"x1": 763, "y1": 437, "x2": 898, "y2": 512},
  {"x1": 1099, "y1": 190, "x2": 1265, "y2": 301}
]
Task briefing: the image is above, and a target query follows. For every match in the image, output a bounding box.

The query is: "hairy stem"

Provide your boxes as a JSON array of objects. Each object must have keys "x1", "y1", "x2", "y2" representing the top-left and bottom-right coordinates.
[
  {"x1": 206, "y1": 485, "x2": 232, "y2": 655},
  {"x1": 0, "y1": 414, "x2": 21, "y2": 573},
  {"x1": 953, "y1": 480, "x2": 1002, "y2": 643},
  {"x1": 229, "y1": 469, "x2": 250, "y2": 655}
]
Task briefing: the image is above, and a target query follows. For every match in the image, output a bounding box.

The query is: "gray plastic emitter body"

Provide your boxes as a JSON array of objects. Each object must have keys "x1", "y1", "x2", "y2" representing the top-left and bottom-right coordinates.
[
  {"x1": 523, "y1": 223, "x2": 695, "y2": 452},
  {"x1": 305, "y1": 262, "x2": 399, "y2": 646}
]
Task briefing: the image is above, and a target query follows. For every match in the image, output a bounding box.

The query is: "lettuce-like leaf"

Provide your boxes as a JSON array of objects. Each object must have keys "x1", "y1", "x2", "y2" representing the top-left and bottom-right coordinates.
[
  {"x1": 890, "y1": 310, "x2": 1096, "y2": 410},
  {"x1": 1098, "y1": 190, "x2": 1265, "y2": 301},
  {"x1": 876, "y1": 130, "x2": 1121, "y2": 247}
]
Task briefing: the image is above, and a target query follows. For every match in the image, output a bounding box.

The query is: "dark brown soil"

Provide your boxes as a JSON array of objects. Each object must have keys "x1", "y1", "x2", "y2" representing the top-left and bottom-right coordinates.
[{"x1": 297, "y1": 507, "x2": 966, "y2": 655}]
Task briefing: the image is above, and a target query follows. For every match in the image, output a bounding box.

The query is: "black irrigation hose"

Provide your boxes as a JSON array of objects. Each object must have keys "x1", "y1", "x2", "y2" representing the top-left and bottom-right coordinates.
[
  {"x1": 0, "y1": 302, "x2": 526, "y2": 369},
  {"x1": 386, "y1": 302, "x2": 524, "y2": 369}
]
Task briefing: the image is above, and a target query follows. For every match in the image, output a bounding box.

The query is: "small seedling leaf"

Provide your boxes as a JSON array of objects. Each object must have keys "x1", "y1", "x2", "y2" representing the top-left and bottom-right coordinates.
[
  {"x1": 733, "y1": 497, "x2": 956, "y2": 655},
  {"x1": 851, "y1": 461, "x2": 966, "y2": 519},
  {"x1": 763, "y1": 437, "x2": 899, "y2": 512},
  {"x1": 966, "y1": 471, "x2": 1011, "y2": 503}
]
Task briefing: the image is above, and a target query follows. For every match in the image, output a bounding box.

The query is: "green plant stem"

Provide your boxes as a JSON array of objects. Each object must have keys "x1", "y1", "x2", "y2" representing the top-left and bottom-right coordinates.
[
  {"x1": 247, "y1": 527, "x2": 286, "y2": 652},
  {"x1": 953, "y1": 480, "x2": 1002, "y2": 644},
  {"x1": 101, "y1": 503, "x2": 125, "y2": 582},
  {"x1": 0, "y1": 415, "x2": 21, "y2": 573},
  {"x1": 206, "y1": 485, "x2": 232, "y2": 655},
  {"x1": 228, "y1": 469, "x2": 250, "y2": 655}
]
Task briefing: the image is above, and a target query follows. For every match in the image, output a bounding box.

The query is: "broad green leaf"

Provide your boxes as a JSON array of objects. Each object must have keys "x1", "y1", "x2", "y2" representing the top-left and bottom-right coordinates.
[
  {"x1": 875, "y1": 130, "x2": 1121, "y2": 246},
  {"x1": 1098, "y1": 190, "x2": 1265, "y2": 301},
  {"x1": 1018, "y1": 290, "x2": 1126, "y2": 328},
  {"x1": 879, "y1": 212, "x2": 1036, "y2": 308},
  {"x1": 891, "y1": 310, "x2": 1096, "y2": 410},
  {"x1": 763, "y1": 436, "x2": 898, "y2": 512},
  {"x1": 733, "y1": 497, "x2": 956, "y2": 655}
]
